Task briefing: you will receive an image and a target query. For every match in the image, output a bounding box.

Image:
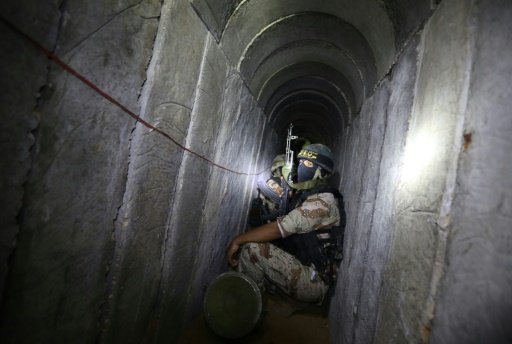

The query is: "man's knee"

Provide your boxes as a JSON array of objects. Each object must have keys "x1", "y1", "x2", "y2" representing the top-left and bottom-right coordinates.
[
  {"x1": 239, "y1": 243, "x2": 261, "y2": 262},
  {"x1": 240, "y1": 242, "x2": 276, "y2": 266}
]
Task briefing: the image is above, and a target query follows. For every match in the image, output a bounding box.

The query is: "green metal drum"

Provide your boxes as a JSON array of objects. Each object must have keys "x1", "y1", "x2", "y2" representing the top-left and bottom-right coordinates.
[{"x1": 203, "y1": 272, "x2": 262, "y2": 339}]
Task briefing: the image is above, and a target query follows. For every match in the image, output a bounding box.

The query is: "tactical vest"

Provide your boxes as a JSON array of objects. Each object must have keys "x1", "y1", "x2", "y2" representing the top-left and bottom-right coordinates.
[{"x1": 276, "y1": 185, "x2": 346, "y2": 284}]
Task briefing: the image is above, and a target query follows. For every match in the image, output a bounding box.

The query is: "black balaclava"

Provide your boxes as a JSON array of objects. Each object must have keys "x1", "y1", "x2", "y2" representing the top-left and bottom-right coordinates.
[{"x1": 297, "y1": 159, "x2": 319, "y2": 183}]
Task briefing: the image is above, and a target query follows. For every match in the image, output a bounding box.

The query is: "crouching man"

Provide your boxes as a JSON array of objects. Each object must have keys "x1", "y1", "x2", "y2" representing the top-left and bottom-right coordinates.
[{"x1": 226, "y1": 144, "x2": 346, "y2": 304}]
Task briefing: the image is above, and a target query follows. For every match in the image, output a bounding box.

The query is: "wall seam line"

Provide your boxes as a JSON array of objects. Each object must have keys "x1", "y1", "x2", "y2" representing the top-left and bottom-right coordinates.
[
  {"x1": 96, "y1": 1, "x2": 164, "y2": 341},
  {"x1": 421, "y1": 0, "x2": 476, "y2": 342}
]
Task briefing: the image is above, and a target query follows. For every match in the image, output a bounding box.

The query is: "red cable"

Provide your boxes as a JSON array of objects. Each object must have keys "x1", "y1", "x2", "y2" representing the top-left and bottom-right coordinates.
[{"x1": 2, "y1": 16, "x2": 267, "y2": 176}]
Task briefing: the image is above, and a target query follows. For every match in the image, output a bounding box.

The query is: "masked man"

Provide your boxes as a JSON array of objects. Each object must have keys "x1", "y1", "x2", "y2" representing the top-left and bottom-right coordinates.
[{"x1": 226, "y1": 144, "x2": 345, "y2": 304}]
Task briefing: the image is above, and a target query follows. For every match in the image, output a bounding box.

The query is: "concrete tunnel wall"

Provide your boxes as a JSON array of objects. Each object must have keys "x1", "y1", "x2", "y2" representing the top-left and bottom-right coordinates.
[
  {"x1": 0, "y1": 0, "x2": 276, "y2": 342},
  {"x1": 1, "y1": 0, "x2": 511, "y2": 343}
]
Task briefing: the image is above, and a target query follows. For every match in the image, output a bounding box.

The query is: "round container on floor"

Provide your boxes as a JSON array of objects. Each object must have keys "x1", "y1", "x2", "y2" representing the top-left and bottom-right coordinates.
[{"x1": 203, "y1": 271, "x2": 262, "y2": 339}]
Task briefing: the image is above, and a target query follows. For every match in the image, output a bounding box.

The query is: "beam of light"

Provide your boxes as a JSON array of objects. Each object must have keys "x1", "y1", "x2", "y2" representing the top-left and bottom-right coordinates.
[{"x1": 400, "y1": 130, "x2": 438, "y2": 186}]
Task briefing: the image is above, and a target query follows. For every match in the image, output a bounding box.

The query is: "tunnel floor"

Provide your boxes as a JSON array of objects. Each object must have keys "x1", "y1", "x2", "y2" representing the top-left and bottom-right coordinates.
[{"x1": 178, "y1": 293, "x2": 331, "y2": 343}]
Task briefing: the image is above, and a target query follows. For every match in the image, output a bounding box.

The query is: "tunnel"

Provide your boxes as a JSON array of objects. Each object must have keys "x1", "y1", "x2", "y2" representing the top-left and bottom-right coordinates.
[{"x1": 1, "y1": 0, "x2": 511, "y2": 343}]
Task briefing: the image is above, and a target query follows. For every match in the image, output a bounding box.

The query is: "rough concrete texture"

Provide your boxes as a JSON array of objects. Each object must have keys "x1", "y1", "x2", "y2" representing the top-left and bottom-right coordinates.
[
  {"x1": 239, "y1": 12, "x2": 377, "y2": 100},
  {"x1": 1, "y1": 0, "x2": 271, "y2": 341},
  {"x1": 334, "y1": 81, "x2": 391, "y2": 343},
  {"x1": 177, "y1": 68, "x2": 273, "y2": 327},
  {"x1": 0, "y1": 0, "x2": 59, "y2": 302},
  {"x1": 191, "y1": 0, "x2": 434, "y2": 115},
  {"x1": 148, "y1": 34, "x2": 229, "y2": 343},
  {"x1": 250, "y1": 40, "x2": 365, "y2": 115},
  {"x1": 259, "y1": 63, "x2": 357, "y2": 120},
  {"x1": 374, "y1": 0, "x2": 477, "y2": 342},
  {"x1": 381, "y1": 0, "x2": 433, "y2": 48},
  {"x1": 431, "y1": 0, "x2": 512, "y2": 342},
  {"x1": 190, "y1": 0, "x2": 239, "y2": 41},
  {"x1": 329, "y1": 0, "x2": 509, "y2": 342},
  {"x1": 0, "y1": 0, "x2": 272, "y2": 341},
  {"x1": 358, "y1": 34, "x2": 420, "y2": 342},
  {"x1": 99, "y1": 1, "x2": 206, "y2": 341},
  {"x1": 331, "y1": 33, "x2": 421, "y2": 344},
  {"x1": 98, "y1": 1, "x2": 271, "y2": 342},
  {"x1": 1, "y1": 0, "x2": 161, "y2": 342},
  {"x1": 220, "y1": 0, "x2": 394, "y2": 78}
]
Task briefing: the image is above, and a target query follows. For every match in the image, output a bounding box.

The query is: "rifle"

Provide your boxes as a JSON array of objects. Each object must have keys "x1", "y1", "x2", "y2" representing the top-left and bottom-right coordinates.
[{"x1": 279, "y1": 124, "x2": 297, "y2": 216}]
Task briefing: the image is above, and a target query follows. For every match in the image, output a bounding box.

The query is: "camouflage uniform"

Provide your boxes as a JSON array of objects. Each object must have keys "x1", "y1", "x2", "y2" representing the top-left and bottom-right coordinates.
[{"x1": 238, "y1": 192, "x2": 340, "y2": 303}]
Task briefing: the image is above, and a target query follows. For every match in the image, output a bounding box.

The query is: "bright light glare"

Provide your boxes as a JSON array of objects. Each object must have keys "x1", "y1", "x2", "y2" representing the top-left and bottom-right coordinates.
[{"x1": 400, "y1": 131, "x2": 437, "y2": 185}]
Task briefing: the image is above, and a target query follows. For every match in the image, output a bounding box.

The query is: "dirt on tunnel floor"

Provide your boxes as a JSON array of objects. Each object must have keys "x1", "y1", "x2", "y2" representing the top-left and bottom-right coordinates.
[{"x1": 178, "y1": 293, "x2": 331, "y2": 344}]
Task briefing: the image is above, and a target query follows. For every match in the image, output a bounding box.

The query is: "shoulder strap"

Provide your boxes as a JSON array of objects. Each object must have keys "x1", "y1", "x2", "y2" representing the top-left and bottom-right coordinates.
[{"x1": 292, "y1": 185, "x2": 336, "y2": 206}]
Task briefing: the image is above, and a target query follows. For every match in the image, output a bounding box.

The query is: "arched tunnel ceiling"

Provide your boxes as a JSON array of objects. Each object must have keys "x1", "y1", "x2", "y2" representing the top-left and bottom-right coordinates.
[
  {"x1": 190, "y1": 0, "x2": 431, "y2": 141},
  {"x1": 241, "y1": 13, "x2": 376, "y2": 111},
  {"x1": 270, "y1": 90, "x2": 343, "y2": 147},
  {"x1": 262, "y1": 69, "x2": 354, "y2": 126},
  {"x1": 252, "y1": 42, "x2": 363, "y2": 111},
  {"x1": 220, "y1": 0, "x2": 394, "y2": 77}
]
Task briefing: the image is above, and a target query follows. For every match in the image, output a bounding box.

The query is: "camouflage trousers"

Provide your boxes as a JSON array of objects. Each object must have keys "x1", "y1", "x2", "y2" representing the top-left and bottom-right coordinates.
[{"x1": 237, "y1": 242, "x2": 328, "y2": 304}]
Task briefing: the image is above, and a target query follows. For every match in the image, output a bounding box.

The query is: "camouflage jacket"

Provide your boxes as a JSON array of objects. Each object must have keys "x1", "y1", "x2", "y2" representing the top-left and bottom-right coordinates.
[{"x1": 277, "y1": 192, "x2": 340, "y2": 238}]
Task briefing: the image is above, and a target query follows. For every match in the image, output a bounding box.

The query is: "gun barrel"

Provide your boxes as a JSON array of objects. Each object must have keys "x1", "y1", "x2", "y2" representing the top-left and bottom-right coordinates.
[
  {"x1": 280, "y1": 123, "x2": 298, "y2": 216},
  {"x1": 285, "y1": 124, "x2": 297, "y2": 167}
]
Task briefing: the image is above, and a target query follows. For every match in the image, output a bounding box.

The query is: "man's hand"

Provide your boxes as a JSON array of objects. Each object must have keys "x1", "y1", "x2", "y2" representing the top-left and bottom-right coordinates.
[
  {"x1": 226, "y1": 238, "x2": 241, "y2": 267},
  {"x1": 226, "y1": 222, "x2": 281, "y2": 268}
]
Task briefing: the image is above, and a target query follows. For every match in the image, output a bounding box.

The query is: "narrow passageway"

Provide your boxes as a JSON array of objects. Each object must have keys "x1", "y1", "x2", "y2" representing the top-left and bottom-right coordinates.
[{"x1": 1, "y1": 0, "x2": 511, "y2": 343}]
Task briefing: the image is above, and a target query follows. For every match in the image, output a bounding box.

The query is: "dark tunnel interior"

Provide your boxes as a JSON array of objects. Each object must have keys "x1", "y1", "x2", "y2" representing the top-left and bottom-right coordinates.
[{"x1": 1, "y1": 0, "x2": 511, "y2": 343}]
